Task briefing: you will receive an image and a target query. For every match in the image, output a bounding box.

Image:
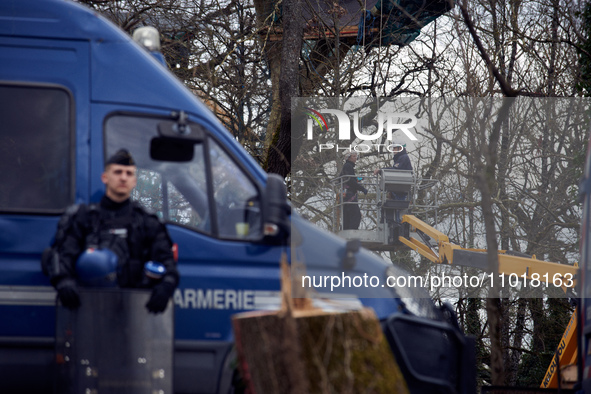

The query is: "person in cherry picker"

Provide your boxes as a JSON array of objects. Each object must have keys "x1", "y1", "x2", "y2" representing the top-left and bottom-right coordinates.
[
  {"x1": 373, "y1": 143, "x2": 413, "y2": 224},
  {"x1": 339, "y1": 152, "x2": 368, "y2": 230}
]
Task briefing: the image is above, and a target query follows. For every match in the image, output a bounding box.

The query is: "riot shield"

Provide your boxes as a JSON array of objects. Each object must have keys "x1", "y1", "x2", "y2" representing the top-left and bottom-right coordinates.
[{"x1": 55, "y1": 288, "x2": 174, "y2": 394}]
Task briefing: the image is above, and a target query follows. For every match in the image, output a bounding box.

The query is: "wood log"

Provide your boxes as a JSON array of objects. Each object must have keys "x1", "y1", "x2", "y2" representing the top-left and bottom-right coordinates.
[
  {"x1": 232, "y1": 254, "x2": 408, "y2": 393},
  {"x1": 232, "y1": 307, "x2": 409, "y2": 394}
]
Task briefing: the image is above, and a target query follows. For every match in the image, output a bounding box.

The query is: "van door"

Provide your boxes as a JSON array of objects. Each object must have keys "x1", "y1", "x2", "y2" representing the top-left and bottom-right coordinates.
[{"x1": 102, "y1": 112, "x2": 282, "y2": 392}]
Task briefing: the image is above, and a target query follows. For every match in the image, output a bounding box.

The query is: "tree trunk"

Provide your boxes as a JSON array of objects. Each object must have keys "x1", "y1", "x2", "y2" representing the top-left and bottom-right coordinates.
[
  {"x1": 262, "y1": 0, "x2": 305, "y2": 176},
  {"x1": 478, "y1": 98, "x2": 514, "y2": 385},
  {"x1": 232, "y1": 307, "x2": 409, "y2": 394}
]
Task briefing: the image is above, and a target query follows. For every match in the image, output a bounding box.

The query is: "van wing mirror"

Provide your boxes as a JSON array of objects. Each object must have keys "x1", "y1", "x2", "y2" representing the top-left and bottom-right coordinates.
[{"x1": 263, "y1": 173, "x2": 291, "y2": 243}]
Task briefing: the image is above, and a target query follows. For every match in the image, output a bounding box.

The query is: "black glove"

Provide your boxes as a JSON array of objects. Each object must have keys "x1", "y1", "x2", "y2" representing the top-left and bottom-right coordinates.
[
  {"x1": 146, "y1": 280, "x2": 175, "y2": 313},
  {"x1": 362, "y1": 187, "x2": 368, "y2": 195},
  {"x1": 56, "y1": 278, "x2": 81, "y2": 309}
]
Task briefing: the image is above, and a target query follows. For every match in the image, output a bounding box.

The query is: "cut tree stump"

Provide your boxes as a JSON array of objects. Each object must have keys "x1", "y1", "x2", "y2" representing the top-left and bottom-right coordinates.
[{"x1": 231, "y1": 254, "x2": 409, "y2": 394}]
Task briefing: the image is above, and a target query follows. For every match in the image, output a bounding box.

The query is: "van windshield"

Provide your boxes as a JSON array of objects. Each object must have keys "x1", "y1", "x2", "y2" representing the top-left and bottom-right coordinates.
[{"x1": 105, "y1": 114, "x2": 262, "y2": 240}]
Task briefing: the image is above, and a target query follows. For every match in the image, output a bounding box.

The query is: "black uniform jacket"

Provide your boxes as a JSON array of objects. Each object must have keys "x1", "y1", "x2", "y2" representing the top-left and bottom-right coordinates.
[
  {"x1": 51, "y1": 195, "x2": 179, "y2": 288},
  {"x1": 340, "y1": 160, "x2": 366, "y2": 198}
]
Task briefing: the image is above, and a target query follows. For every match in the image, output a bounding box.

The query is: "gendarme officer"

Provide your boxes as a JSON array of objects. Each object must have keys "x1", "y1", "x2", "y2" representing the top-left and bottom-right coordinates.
[{"x1": 48, "y1": 149, "x2": 179, "y2": 313}]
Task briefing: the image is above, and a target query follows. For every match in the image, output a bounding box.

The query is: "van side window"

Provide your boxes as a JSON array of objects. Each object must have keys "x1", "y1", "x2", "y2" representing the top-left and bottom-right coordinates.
[
  {"x1": 105, "y1": 114, "x2": 261, "y2": 240},
  {"x1": 105, "y1": 115, "x2": 211, "y2": 233},
  {"x1": 209, "y1": 140, "x2": 261, "y2": 239},
  {"x1": 0, "y1": 84, "x2": 73, "y2": 212},
  {"x1": 134, "y1": 162, "x2": 210, "y2": 231}
]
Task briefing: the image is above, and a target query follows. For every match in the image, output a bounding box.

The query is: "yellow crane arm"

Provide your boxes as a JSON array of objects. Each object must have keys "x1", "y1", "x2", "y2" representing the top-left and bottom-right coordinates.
[
  {"x1": 540, "y1": 309, "x2": 578, "y2": 389},
  {"x1": 400, "y1": 214, "x2": 578, "y2": 289},
  {"x1": 399, "y1": 214, "x2": 579, "y2": 389}
]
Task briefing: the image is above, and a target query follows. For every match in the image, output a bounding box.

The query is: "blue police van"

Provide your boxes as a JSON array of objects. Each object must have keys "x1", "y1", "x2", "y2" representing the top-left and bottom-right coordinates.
[{"x1": 0, "y1": 1, "x2": 475, "y2": 393}]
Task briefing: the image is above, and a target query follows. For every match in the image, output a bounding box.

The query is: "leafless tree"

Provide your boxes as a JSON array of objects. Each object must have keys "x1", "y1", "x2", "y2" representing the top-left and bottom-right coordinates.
[{"x1": 78, "y1": 0, "x2": 587, "y2": 387}]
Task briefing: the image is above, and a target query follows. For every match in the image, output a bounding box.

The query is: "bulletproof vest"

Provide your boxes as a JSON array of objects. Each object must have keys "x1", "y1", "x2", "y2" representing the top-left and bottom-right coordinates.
[{"x1": 85, "y1": 203, "x2": 146, "y2": 288}]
